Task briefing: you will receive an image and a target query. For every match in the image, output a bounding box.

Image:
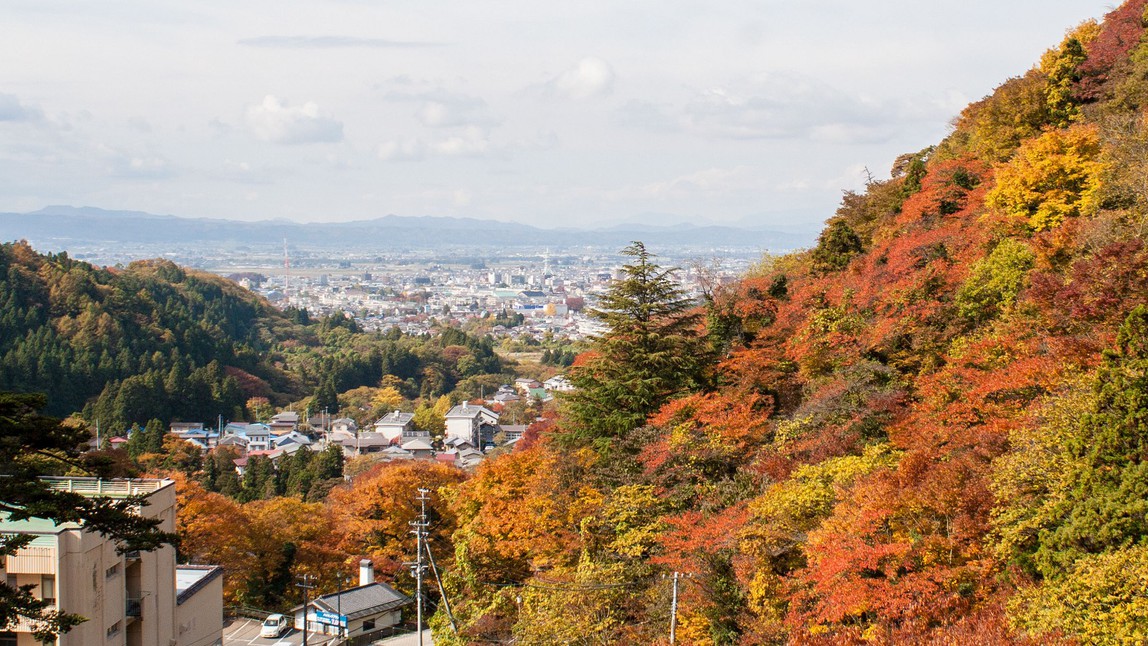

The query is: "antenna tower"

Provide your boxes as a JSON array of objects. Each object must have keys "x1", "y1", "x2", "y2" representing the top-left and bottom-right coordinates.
[{"x1": 283, "y1": 238, "x2": 290, "y2": 293}]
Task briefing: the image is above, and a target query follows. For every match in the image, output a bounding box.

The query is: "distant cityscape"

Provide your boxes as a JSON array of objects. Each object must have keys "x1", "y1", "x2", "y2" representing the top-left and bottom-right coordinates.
[
  {"x1": 47, "y1": 237, "x2": 765, "y2": 342},
  {"x1": 232, "y1": 246, "x2": 754, "y2": 340}
]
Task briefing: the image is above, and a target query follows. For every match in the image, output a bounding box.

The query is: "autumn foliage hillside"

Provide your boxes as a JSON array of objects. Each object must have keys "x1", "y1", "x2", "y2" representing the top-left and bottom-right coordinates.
[{"x1": 438, "y1": 1, "x2": 1148, "y2": 643}]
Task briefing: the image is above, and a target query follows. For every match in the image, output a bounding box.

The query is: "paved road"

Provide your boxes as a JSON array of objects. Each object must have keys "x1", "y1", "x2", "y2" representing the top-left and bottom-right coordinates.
[
  {"x1": 375, "y1": 630, "x2": 433, "y2": 645},
  {"x1": 223, "y1": 617, "x2": 340, "y2": 646}
]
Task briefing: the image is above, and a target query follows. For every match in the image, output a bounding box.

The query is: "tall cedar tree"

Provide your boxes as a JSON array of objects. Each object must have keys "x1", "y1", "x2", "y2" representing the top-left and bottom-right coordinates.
[
  {"x1": 0, "y1": 392, "x2": 174, "y2": 641},
  {"x1": 562, "y1": 242, "x2": 710, "y2": 447}
]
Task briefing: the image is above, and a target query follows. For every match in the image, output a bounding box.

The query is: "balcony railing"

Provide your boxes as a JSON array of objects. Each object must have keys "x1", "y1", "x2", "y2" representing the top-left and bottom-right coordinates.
[
  {"x1": 41, "y1": 477, "x2": 169, "y2": 498},
  {"x1": 5, "y1": 546, "x2": 56, "y2": 574},
  {"x1": 125, "y1": 598, "x2": 142, "y2": 617}
]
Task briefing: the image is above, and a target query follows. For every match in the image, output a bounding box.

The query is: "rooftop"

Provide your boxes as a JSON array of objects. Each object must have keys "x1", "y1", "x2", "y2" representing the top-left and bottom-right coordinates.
[
  {"x1": 310, "y1": 582, "x2": 412, "y2": 620},
  {"x1": 176, "y1": 565, "x2": 223, "y2": 605}
]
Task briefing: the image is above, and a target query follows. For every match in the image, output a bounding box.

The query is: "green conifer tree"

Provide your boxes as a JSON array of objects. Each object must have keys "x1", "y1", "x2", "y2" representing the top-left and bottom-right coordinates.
[{"x1": 561, "y1": 242, "x2": 710, "y2": 448}]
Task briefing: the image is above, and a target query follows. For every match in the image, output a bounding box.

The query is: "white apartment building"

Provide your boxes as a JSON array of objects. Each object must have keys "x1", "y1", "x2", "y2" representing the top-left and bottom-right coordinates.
[{"x1": 0, "y1": 477, "x2": 222, "y2": 646}]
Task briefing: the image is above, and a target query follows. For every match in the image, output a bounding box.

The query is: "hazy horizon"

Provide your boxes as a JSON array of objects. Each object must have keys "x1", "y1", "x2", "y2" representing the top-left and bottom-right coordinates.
[{"x1": 1, "y1": 1, "x2": 1114, "y2": 231}]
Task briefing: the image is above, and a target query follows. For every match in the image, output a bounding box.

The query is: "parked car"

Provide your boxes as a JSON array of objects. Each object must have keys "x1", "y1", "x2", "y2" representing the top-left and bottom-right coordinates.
[{"x1": 260, "y1": 613, "x2": 290, "y2": 638}]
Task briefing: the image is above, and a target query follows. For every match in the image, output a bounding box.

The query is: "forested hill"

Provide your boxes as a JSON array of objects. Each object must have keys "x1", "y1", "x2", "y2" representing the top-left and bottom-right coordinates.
[
  {"x1": 0, "y1": 241, "x2": 509, "y2": 429},
  {"x1": 0, "y1": 241, "x2": 303, "y2": 420},
  {"x1": 436, "y1": 1, "x2": 1148, "y2": 643}
]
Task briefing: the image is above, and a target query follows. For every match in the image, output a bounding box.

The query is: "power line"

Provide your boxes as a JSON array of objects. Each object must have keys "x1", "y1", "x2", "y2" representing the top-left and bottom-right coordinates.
[{"x1": 478, "y1": 579, "x2": 646, "y2": 591}]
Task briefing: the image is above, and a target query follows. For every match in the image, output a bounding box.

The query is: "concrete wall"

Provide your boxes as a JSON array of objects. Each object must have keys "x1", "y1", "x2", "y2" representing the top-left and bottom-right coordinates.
[{"x1": 175, "y1": 574, "x2": 223, "y2": 646}]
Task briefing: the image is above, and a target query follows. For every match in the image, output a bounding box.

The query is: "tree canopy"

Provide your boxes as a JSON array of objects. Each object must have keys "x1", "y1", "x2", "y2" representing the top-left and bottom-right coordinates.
[{"x1": 561, "y1": 241, "x2": 711, "y2": 447}]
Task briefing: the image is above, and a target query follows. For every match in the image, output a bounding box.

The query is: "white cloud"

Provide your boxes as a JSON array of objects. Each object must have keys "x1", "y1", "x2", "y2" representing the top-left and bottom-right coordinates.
[
  {"x1": 245, "y1": 95, "x2": 343, "y2": 144},
  {"x1": 378, "y1": 125, "x2": 528, "y2": 161},
  {"x1": 417, "y1": 96, "x2": 496, "y2": 128},
  {"x1": 547, "y1": 57, "x2": 615, "y2": 100},
  {"x1": 381, "y1": 89, "x2": 498, "y2": 129},
  {"x1": 97, "y1": 144, "x2": 174, "y2": 179},
  {"x1": 616, "y1": 100, "x2": 680, "y2": 132},
  {"x1": 683, "y1": 73, "x2": 890, "y2": 142},
  {"x1": 640, "y1": 167, "x2": 764, "y2": 197},
  {"x1": 433, "y1": 127, "x2": 492, "y2": 157},
  {"x1": 237, "y1": 35, "x2": 442, "y2": 49},
  {"x1": 0, "y1": 93, "x2": 43, "y2": 122},
  {"x1": 377, "y1": 139, "x2": 427, "y2": 161},
  {"x1": 212, "y1": 159, "x2": 275, "y2": 184}
]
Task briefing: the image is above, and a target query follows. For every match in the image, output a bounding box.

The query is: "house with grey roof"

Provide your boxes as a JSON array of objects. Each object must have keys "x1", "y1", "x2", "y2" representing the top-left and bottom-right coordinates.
[
  {"x1": 444, "y1": 402, "x2": 499, "y2": 448},
  {"x1": 293, "y1": 560, "x2": 411, "y2": 640}
]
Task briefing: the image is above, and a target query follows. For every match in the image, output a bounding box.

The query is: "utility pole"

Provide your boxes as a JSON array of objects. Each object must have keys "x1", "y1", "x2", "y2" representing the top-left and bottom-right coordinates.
[
  {"x1": 669, "y1": 571, "x2": 681, "y2": 645},
  {"x1": 337, "y1": 572, "x2": 348, "y2": 641},
  {"x1": 296, "y1": 573, "x2": 316, "y2": 646},
  {"x1": 407, "y1": 488, "x2": 431, "y2": 646}
]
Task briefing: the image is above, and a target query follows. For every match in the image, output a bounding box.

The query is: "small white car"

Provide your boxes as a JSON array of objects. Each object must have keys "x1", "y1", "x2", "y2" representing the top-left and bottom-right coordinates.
[{"x1": 259, "y1": 613, "x2": 290, "y2": 638}]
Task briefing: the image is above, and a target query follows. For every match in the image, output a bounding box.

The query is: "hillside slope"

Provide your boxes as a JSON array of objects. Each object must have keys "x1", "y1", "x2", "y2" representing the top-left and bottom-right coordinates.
[
  {"x1": 440, "y1": 1, "x2": 1148, "y2": 643},
  {"x1": 0, "y1": 241, "x2": 303, "y2": 420}
]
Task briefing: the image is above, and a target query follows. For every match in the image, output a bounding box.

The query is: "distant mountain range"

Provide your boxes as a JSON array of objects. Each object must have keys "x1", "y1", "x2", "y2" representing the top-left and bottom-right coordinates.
[{"x1": 0, "y1": 206, "x2": 816, "y2": 252}]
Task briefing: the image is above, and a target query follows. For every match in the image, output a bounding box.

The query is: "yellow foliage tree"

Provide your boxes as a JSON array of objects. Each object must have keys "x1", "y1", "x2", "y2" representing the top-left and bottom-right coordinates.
[
  {"x1": 1009, "y1": 545, "x2": 1148, "y2": 643},
  {"x1": 986, "y1": 124, "x2": 1106, "y2": 231},
  {"x1": 175, "y1": 479, "x2": 256, "y2": 604},
  {"x1": 372, "y1": 386, "x2": 404, "y2": 411},
  {"x1": 244, "y1": 497, "x2": 343, "y2": 592}
]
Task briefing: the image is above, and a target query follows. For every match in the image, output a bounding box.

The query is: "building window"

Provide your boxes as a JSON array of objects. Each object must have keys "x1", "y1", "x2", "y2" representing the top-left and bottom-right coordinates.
[
  {"x1": 105, "y1": 563, "x2": 119, "y2": 578},
  {"x1": 106, "y1": 621, "x2": 120, "y2": 638},
  {"x1": 40, "y1": 575, "x2": 54, "y2": 604},
  {"x1": 363, "y1": 619, "x2": 375, "y2": 631},
  {"x1": 0, "y1": 631, "x2": 16, "y2": 646}
]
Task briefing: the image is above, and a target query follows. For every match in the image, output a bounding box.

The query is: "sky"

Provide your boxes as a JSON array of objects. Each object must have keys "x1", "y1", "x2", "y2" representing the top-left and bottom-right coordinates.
[{"x1": 0, "y1": 0, "x2": 1118, "y2": 233}]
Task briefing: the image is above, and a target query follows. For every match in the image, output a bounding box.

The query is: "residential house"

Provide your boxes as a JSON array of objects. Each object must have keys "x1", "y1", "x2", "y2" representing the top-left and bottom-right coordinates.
[
  {"x1": 527, "y1": 387, "x2": 554, "y2": 403},
  {"x1": 444, "y1": 403, "x2": 499, "y2": 448},
  {"x1": 496, "y1": 425, "x2": 527, "y2": 443},
  {"x1": 400, "y1": 438, "x2": 434, "y2": 459},
  {"x1": 173, "y1": 429, "x2": 219, "y2": 452},
  {"x1": 543, "y1": 375, "x2": 574, "y2": 392},
  {"x1": 272, "y1": 431, "x2": 312, "y2": 451},
  {"x1": 268, "y1": 411, "x2": 299, "y2": 434},
  {"x1": 330, "y1": 418, "x2": 358, "y2": 434},
  {"x1": 514, "y1": 378, "x2": 542, "y2": 394},
  {"x1": 0, "y1": 477, "x2": 223, "y2": 646},
  {"x1": 337, "y1": 433, "x2": 391, "y2": 456},
  {"x1": 241, "y1": 424, "x2": 272, "y2": 452},
  {"x1": 372, "y1": 411, "x2": 415, "y2": 442},
  {"x1": 293, "y1": 560, "x2": 410, "y2": 640},
  {"x1": 232, "y1": 449, "x2": 283, "y2": 478}
]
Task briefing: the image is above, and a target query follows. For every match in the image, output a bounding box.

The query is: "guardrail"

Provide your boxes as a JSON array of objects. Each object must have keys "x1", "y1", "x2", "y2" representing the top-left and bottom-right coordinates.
[
  {"x1": 334, "y1": 624, "x2": 418, "y2": 646},
  {"x1": 225, "y1": 604, "x2": 273, "y2": 621}
]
